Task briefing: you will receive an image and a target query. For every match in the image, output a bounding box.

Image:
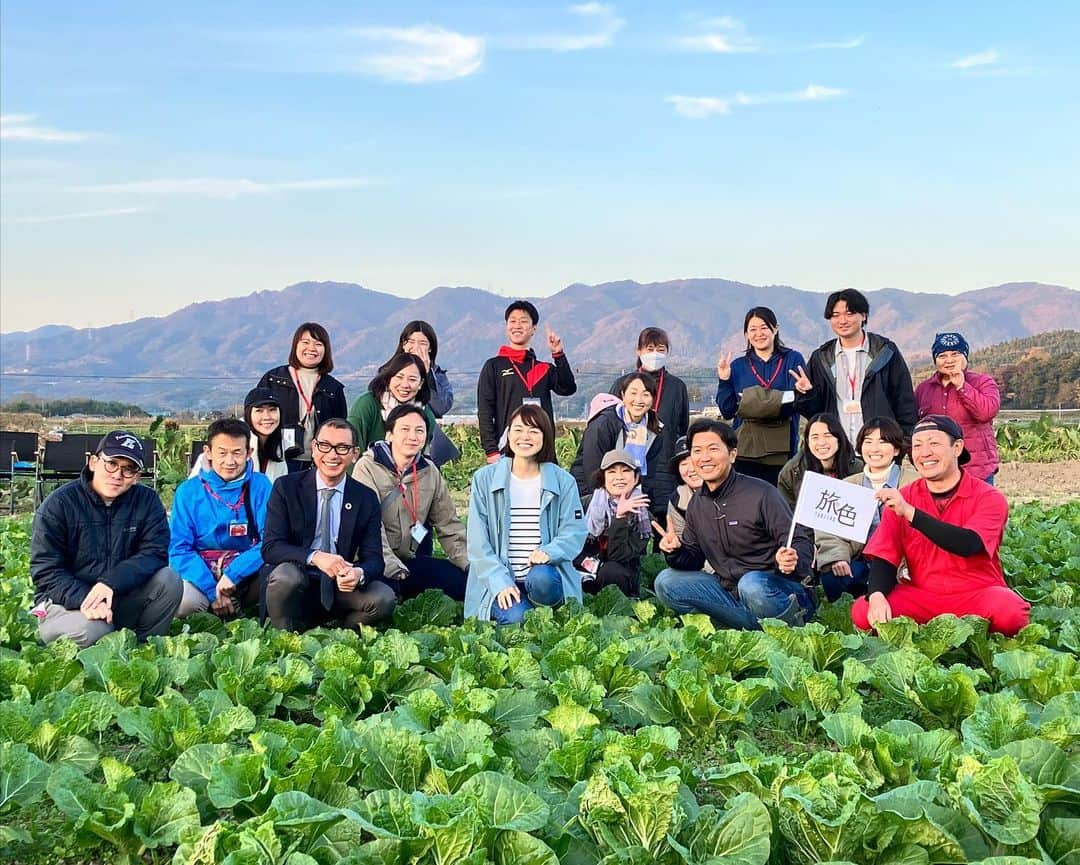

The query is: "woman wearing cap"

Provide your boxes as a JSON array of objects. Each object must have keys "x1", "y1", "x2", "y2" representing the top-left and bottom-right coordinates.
[
  {"x1": 609, "y1": 327, "x2": 690, "y2": 527},
  {"x1": 778, "y1": 413, "x2": 863, "y2": 509},
  {"x1": 814, "y1": 417, "x2": 918, "y2": 601},
  {"x1": 257, "y1": 322, "x2": 348, "y2": 463},
  {"x1": 348, "y1": 353, "x2": 439, "y2": 451},
  {"x1": 574, "y1": 449, "x2": 652, "y2": 598},
  {"x1": 189, "y1": 387, "x2": 288, "y2": 482},
  {"x1": 570, "y1": 372, "x2": 664, "y2": 506},
  {"x1": 465, "y1": 404, "x2": 587, "y2": 625},
  {"x1": 915, "y1": 332, "x2": 1001, "y2": 484},
  {"x1": 716, "y1": 307, "x2": 807, "y2": 486}
]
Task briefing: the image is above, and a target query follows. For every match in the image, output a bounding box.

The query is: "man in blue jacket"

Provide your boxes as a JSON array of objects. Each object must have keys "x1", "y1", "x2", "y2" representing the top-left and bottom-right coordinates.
[
  {"x1": 170, "y1": 417, "x2": 272, "y2": 618},
  {"x1": 30, "y1": 430, "x2": 182, "y2": 647}
]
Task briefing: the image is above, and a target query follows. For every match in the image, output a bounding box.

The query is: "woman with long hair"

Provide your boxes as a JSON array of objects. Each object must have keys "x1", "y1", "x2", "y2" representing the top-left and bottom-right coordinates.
[
  {"x1": 716, "y1": 307, "x2": 807, "y2": 485},
  {"x1": 465, "y1": 404, "x2": 586, "y2": 624},
  {"x1": 570, "y1": 371, "x2": 664, "y2": 505},
  {"x1": 778, "y1": 412, "x2": 863, "y2": 509},
  {"x1": 188, "y1": 387, "x2": 287, "y2": 482},
  {"x1": 257, "y1": 322, "x2": 347, "y2": 462},
  {"x1": 383, "y1": 320, "x2": 454, "y2": 417},
  {"x1": 347, "y1": 353, "x2": 438, "y2": 450}
]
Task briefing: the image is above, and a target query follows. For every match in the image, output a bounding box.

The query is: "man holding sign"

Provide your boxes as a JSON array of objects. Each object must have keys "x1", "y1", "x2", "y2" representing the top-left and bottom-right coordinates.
[
  {"x1": 851, "y1": 415, "x2": 1030, "y2": 636},
  {"x1": 653, "y1": 419, "x2": 814, "y2": 629}
]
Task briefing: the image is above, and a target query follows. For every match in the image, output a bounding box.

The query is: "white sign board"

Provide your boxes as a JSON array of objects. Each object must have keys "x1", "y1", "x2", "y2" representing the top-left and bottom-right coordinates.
[{"x1": 791, "y1": 470, "x2": 878, "y2": 544}]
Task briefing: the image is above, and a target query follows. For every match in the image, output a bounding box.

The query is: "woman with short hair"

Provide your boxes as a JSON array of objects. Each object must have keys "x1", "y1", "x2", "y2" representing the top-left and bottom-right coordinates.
[
  {"x1": 915, "y1": 332, "x2": 1001, "y2": 483},
  {"x1": 257, "y1": 322, "x2": 347, "y2": 462},
  {"x1": 465, "y1": 404, "x2": 586, "y2": 624},
  {"x1": 385, "y1": 320, "x2": 454, "y2": 418}
]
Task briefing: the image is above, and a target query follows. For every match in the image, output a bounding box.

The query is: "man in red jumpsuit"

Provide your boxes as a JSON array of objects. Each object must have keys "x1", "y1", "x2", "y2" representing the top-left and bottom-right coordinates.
[{"x1": 851, "y1": 414, "x2": 1029, "y2": 636}]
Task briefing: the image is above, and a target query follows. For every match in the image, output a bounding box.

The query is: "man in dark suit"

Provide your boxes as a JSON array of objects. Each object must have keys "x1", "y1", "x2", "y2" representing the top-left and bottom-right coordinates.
[{"x1": 262, "y1": 418, "x2": 395, "y2": 630}]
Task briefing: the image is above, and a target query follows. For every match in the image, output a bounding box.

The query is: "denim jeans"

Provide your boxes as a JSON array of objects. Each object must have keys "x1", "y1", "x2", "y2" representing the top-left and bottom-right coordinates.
[
  {"x1": 819, "y1": 558, "x2": 870, "y2": 602},
  {"x1": 490, "y1": 564, "x2": 564, "y2": 625},
  {"x1": 653, "y1": 568, "x2": 814, "y2": 630}
]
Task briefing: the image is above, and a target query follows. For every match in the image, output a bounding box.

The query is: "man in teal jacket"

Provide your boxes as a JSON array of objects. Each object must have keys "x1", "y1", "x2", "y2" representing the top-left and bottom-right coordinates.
[{"x1": 169, "y1": 417, "x2": 272, "y2": 617}]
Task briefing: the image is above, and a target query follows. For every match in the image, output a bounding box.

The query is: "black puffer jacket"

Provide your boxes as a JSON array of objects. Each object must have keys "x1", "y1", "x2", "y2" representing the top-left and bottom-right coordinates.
[
  {"x1": 569, "y1": 406, "x2": 665, "y2": 503},
  {"x1": 257, "y1": 364, "x2": 348, "y2": 450},
  {"x1": 610, "y1": 369, "x2": 689, "y2": 517},
  {"x1": 31, "y1": 468, "x2": 170, "y2": 609}
]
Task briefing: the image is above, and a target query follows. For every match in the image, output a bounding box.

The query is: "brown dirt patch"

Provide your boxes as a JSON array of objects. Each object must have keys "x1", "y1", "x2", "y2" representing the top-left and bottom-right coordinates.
[{"x1": 995, "y1": 461, "x2": 1080, "y2": 505}]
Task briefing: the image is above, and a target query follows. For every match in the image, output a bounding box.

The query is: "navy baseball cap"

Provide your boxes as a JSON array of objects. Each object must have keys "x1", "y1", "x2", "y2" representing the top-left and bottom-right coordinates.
[
  {"x1": 96, "y1": 430, "x2": 146, "y2": 469},
  {"x1": 912, "y1": 415, "x2": 971, "y2": 465}
]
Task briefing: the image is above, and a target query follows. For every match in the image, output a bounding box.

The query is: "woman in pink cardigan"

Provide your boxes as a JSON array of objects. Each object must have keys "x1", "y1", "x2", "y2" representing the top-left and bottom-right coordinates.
[{"x1": 915, "y1": 332, "x2": 1001, "y2": 483}]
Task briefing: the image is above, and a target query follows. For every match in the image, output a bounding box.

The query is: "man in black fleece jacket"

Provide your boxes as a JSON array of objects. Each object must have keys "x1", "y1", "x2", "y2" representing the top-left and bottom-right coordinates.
[
  {"x1": 476, "y1": 300, "x2": 576, "y2": 461},
  {"x1": 653, "y1": 419, "x2": 814, "y2": 629}
]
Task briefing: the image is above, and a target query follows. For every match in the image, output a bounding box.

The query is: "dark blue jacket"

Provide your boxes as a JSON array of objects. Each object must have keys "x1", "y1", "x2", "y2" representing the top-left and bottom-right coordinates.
[
  {"x1": 715, "y1": 348, "x2": 806, "y2": 458},
  {"x1": 31, "y1": 468, "x2": 169, "y2": 608}
]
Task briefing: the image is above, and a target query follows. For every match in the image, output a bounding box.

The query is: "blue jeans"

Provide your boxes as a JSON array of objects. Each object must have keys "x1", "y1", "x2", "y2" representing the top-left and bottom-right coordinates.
[
  {"x1": 490, "y1": 564, "x2": 564, "y2": 625},
  {"x1": 819, "y1": 558, "x2": 870, "y2": 602},
  {"x1": 653, "y1": 568, "x2": 814, "y2": 630}
]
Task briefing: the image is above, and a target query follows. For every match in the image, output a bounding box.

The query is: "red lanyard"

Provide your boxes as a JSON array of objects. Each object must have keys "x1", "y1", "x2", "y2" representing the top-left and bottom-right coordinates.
[
  {"x1": 508, "y1": 359, "x2": 535, "y2": 396},
  {"x1": 654, "y1": 368, "x2": 665, "y2": 409},
  {"x1": 843, "y1": 337, "x2": 866, "y2": 399},
  {"x1": 291, "y1": 368, "x2": 316, "y2": 416},
  {"x1": 399, "y1": 462, "x2": 419, "y2": 524},
  {"x1": 749, "y1": 356, "x2": 783, "y2": 389},
  {"x1": 202, "y1": 481, "x2": 246, "y2": 515}
]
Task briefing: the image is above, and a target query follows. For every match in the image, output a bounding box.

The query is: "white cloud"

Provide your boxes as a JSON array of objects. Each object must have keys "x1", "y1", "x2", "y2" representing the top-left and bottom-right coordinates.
[
  {"x1": 666, "y1": 96, "x2": 731, "y2": 118},
  {"x1": 952, "y1": 49, "x2": 999, "y2": 69},
  {"x1": 809, "y1": 35, "x2": 865, "y2": 50},
  {"x1": 7, "y1": 207, "x2": 147, "y2": 225},
  {"x1": 72, "y1": 177, "x2": 374, "y2": 199},
  {"x1": 347, "y1": 25, "x2": 484, "y2": 82},
  {"x1": 0, "y1": 114, "x2": 93, "y2": 142},
  {"x1": 668, "y1": 84, "x2": 846, "y2": 118},
  {"x1": 676, "y1": 17, "x2": 758, "y2": 54},
  {"x1": 501, "y1": 3, "x2": 625, "y2": 52}
]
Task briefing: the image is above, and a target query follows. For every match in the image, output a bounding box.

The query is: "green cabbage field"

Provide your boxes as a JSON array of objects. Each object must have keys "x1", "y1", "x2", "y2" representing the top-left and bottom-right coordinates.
[{"x1": 0, "y1": 500, "x2": 1077, "y2": 865}]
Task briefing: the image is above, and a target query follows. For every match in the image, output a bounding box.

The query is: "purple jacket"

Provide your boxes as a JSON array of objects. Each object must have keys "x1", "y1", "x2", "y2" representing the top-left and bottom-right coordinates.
[{"x1": 915, "y1": 370, "x2": 1001, "y2": 479}]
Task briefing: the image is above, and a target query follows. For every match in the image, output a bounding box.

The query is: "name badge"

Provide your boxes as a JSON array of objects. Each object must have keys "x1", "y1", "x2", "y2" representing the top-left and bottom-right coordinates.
[
  {"x1": 522, "y1": 397, "x2": 541, "y2": 407},
  {"x1": 843, "y1": 401, "x2": 861, "y2": 414},
  {"x1": 228, "y1": 522, "x2": 248, "y2": 537},
  {"x1": 410, "y1": 522, "x2": 429, "y2": 544}
]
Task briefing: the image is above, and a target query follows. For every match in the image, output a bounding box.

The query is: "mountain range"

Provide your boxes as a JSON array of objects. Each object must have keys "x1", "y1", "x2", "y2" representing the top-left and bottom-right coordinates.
[{"x1": 1, "y1": 278, "x2": 1076, "y2": 413}]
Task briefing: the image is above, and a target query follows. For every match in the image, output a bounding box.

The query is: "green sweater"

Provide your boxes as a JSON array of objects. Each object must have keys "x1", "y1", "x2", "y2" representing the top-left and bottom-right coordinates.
[{"x1": 347, "y1": 392, "x2": 438, "y2": 450}]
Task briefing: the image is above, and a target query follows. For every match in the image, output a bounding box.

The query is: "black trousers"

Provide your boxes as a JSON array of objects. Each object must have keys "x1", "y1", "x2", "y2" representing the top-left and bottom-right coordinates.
[
  {"x1": 262, "y1": 562, "x2": 396, "y2": 631},
  {"x1": 583, "y1": 560, "x2": 640, "y2": 598}
]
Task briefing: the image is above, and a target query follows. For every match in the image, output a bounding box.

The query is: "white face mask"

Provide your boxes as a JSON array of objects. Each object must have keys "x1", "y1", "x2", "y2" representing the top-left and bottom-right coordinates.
[{"x1": 639, "y1": 351, "x2": 667, "y2": 372}]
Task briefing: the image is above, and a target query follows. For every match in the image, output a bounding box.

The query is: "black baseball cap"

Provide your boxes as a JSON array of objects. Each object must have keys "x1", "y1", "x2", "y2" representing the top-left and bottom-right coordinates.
[
  {"x1": 95, "y1": 430, "x2": 145, "y2": 469},
  {"x1": 244, "y1": 387, "x2": 280, "y2": 411},
  {"x1": 912, "y1": 415, "x2": 971, "y2": 465}
]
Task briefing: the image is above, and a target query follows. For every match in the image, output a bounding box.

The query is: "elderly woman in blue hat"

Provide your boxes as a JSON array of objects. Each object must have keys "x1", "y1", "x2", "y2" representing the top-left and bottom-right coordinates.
[{"x1": 915, "y1": 332, "x2": 1001, "y2": 483}]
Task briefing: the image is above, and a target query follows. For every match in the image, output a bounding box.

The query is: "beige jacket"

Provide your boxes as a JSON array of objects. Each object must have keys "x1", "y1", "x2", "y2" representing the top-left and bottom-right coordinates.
[{"x1": 351, "y1": 448, "x2": 468, "y2": 577}]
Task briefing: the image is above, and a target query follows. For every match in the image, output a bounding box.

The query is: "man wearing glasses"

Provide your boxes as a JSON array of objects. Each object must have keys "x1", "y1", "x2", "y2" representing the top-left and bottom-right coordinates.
[
  {"x1": 262, "y1": 418, "x2": 395, "y2": 630},
  {"x1": 30, "y1": 430, "x2": 182, "y2": 647}
]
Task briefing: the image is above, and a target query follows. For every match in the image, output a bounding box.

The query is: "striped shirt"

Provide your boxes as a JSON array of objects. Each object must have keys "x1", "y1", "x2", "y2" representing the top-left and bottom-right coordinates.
[{"x1": 508, "y1": 471, "x2": 543, "y2": 580}]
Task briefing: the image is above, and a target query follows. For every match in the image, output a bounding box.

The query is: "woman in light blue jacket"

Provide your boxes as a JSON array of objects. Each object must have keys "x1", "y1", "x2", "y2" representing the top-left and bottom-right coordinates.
[{"x1": 465, "y1": 404, "x2": 586, "y2": 624}]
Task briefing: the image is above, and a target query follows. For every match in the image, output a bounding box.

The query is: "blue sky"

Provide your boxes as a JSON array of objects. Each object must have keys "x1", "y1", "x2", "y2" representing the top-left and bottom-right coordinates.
[{"x1": 2, "y1": 0, "x2": 1077, "y2": 332}]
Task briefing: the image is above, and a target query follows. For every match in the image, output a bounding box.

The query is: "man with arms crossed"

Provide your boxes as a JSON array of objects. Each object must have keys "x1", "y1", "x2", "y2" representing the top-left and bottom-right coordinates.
[{"x1": 852, "y1": 415, "x2": 1029, "y2": 636}]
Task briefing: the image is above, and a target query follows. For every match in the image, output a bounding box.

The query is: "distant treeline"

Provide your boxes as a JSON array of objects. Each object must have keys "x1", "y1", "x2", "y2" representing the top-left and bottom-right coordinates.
[{"x1": 1, "y1": 397, "x2": 149, "y2": 417}]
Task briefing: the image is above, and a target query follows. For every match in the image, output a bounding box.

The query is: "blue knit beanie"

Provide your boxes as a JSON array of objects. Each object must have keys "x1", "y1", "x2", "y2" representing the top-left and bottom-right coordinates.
[{"x1": 932, "y1": 332, "x2": 969, "y2": 359}]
